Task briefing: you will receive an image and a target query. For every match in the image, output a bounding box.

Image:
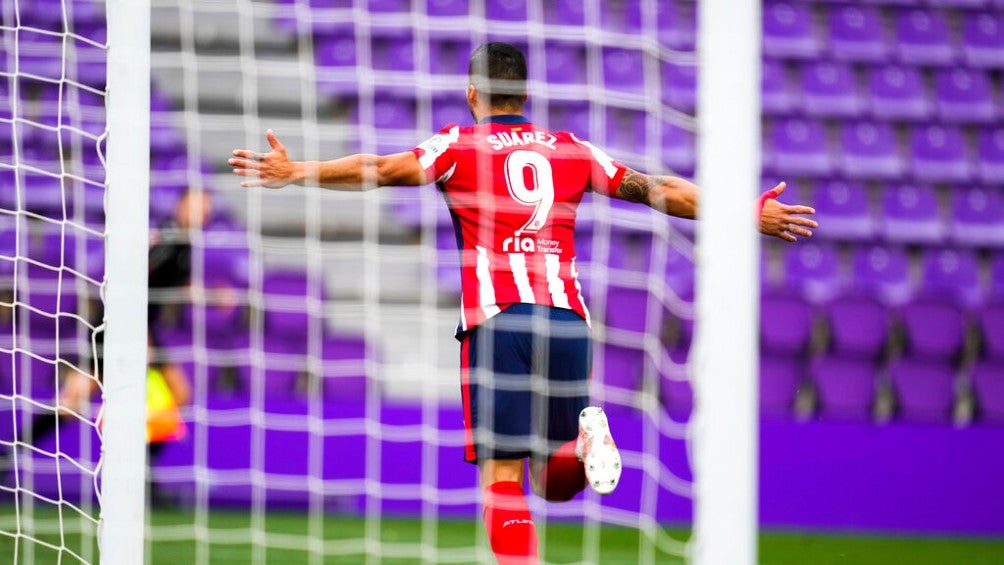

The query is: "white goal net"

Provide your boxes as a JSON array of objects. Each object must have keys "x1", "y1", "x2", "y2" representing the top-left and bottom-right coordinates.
[
  {"x1": 4, "y1": 0, "x2": 760, "y2": 564},
  {"x1": 0, "y1": 0, "x2": 110, "y2": 562}
]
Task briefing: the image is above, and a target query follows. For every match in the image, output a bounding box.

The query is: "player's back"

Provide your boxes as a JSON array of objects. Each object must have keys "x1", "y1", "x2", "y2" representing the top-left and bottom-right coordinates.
[{"x1": 412, "y1": 116, "x2": 627, "y2": 332}]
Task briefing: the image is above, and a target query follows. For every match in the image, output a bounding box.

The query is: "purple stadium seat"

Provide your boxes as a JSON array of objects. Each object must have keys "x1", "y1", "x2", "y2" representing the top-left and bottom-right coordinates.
[
  {"x1": 7, "y1": 352, "x2": 60, "y2": 399},
  {"x1": 889, "y1": 357, "x2": 956, "y2": 423},
  {"x1": 262, "y1": 269, "x2": 317, "y2": 351},
  {"x1": 604, "y1": 106, "x2": 645, "y2": 155},
  {"x1": 662, "y1": 62, "x2": 696, "y2": 113},
  {"x1": 767, "y1": 118, "x2": 833, "y2": 177},
  {"x1": 810, "y1": 355, "x2": 876, "y2": 422},
  {"x1": 200, "y1": 239, "x2": 251, "y2": 289},
  {"x1": 599, "y1": 344, "x2": 644, "y2": 401},
  {"x1": 911, "y1": 125, "x2": 973, "y2": 183},
  {"x1": 16, "y1": 0, "x2": 64, "y2": 30},
  {"x1": 149, "y1": 120, "x2": 184, "y2": 156},
  {"x1": 367, "y1": 0, "x2": 410, "y2": 12},
  {"x1": 828, "y1": 4, "x2": 889, "y2": 63},
  {"x1": 0, "y1": 227, "x2": 15, "y2": 277},
  {"x1": 314, "y1": 25, "x2": 355, "y2": 68},
  {"x1": 542, "y1": 0, "x2": 583, "y2": 26},
  {"x1": 979, "y1": 300, "x2": 1004, "y2": 360},
  {"x1": 485, "y1": 0, "x2": 526, "y2": 22},
  {"x1": 894, "y1": 8, "x2": 955, "y2": 66},
  {"x1": 659, "y1": 366, "x2": 694, "y2": 422},
  {"x1": 602, "y1": 47, "x2": 645, "y2": 95},
  {"x1": 868, "y1": 65, "x2": 932, "y2": 121},
  {"x1": 759, "y1": 354, "x2": 802, "y2": 419},
  {"x1": 934, "y1": 68, "x2": 996, "y2": 124},
  {"x1": 951, "y1": 186, "x2": 1004, "y2": 248},
  {"x1": 662, "y1": 121, "x2": 695, "y2": 177},
  {"x1": 663, "y1": 242, "x2": 695, "y2": 302},
  {"x1": 605, "y1": 284, "x2": 656, "y2": 333},
  {"x1": 16, "y1": 31, "x2": 63, "y2": 81},
  {"x1": 431, "y1": 94, "x2": 469, "y2": 130},
  {"x1": 811, "y1": 180, "x2": 874, "y2": 240},
  {"x1": 81, "y1": 234, "x2": 104, "y2": 282},
  {"x1": 972, "y1": 360, "x2": 1004, "y2": 424},
  {"x1": 372, "y1": 91, "x2": 417, "y2": 132},
  {"x1": 881, "y1": 184, "x2": 945, "y2": 244},
  {"x1": 426, "y1": 0, "x2": 469, "y2": 17},
  {"x1": 436, "y1": 224, "x2": 461, "y2": 295},
  {"x1": 928, "y1": 0, "x2": 992, "y2": 7},
  {"x1": 963, "y1": 12, "x2": 1004, "y2": 68},
  {"x1": 23, "y1": 116, "x2": 60, "y2": 159},
  {"x1": 921, "y1": 247, "x2": 984, "y2": 309},
  {"x1": 991, "y1": 252, "x2": 1004, "y2": 297},
  {"x1": 371, "y1": 28, "x2": 413, "y2": 72},
  {"x1": 544, "y1": 40, "x2": 587, "y2": 85},
  {"x1": 19, "y1": 172, "x2": 64, "y2": 219},
  {"x1": 978, "y1": 128, "x2": 1004, "y2": 183},
  {"x1": 853, "y1": 244, "x2": 913, "y2": 307},
  {"x1": 273, "y1": 0, "x2": 352, "y2": 31},
  {"x1": 762, "y1": 59, "x2": 798, "y2": 115},
  {"x1": 801, "y1": 61, "x2": 862, "y2": 118},
  {"x1": 547, "y1": 101, "x2": 589, "y2": 138},
  {"x1": 902, "y1": 296, "x2": 966, "y2": 360},
  {"x1": 22, "y1": 271, "x2": 81, "y2": 340},
  {"x1": 74, "y1": 59, "x2": 106, "y2": 90},
  {"x1": 608, "y1": 228, "x2": 654, "y2": 274},
  {"x1": 839, "y1": 121, "x2": 904, "y2": 180},
  {"x1": 659, "y1": 0, "x2": 696, "y2": 51},
  {"x1": 826, "y1": 293, "x2": 889, "y2": 359},
  {"x1": 321, "y1": 333, "x2": 368, "y2": 403},
  {"x1": 427, "y1": 35, "x2": 471, "y2": 76},
  {"x1": 599, "y1": 0, "x2": 641, "y2": 33},
  {"x1": 762, "y1": 1, "x2": 823, "y2": 60},
  {"x1": 782, "y1": 241, "x2": 843, "y2": 305},
  {"x1": 760, "y1": 292, "x2": 813, "y2": 355}
]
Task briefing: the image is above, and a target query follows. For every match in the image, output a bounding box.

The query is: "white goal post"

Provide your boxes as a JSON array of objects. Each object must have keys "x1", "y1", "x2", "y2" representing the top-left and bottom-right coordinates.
[
  {"x1": 100, "y1": 0, "x2": 151, "y2": 563},
  {"x1": 692, "y1": 0, "x2": 761, "y2": 564}
]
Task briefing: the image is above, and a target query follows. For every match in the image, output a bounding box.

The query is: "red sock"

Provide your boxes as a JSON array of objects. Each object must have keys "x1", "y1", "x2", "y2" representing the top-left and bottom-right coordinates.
[
  {"x1": 483, "y1": 481, "x2": 538, "y2": 565},
  {"x1": 539, "y1": 439, "x2": 587, "y2": 502}
]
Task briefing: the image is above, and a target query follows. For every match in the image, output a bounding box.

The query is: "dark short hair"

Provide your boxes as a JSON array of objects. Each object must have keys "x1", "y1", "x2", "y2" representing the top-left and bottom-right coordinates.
[{"x1": 468, "y1": 42, "x2": 527, "y2": 109}]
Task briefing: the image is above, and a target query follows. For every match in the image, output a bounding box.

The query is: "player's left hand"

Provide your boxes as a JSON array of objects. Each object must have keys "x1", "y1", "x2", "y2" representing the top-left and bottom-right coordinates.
[
  {"x1": 228, "y1": 130, "x2": 298, "y2": 189},
  {"x1": 758, "y1": 182, "x2": 817, "y2": 242}
]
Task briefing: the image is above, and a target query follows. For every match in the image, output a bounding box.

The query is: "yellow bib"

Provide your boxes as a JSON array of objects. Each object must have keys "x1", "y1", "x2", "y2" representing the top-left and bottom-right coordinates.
[{"x1": 146, "y1": 367, "x2": 185, "y2": 443}]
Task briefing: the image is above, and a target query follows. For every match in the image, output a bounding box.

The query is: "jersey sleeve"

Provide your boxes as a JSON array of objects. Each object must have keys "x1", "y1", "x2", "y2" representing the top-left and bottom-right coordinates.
[
  {"x1": 411, "y1": 124, "x2": 461, "y2": 185},
  {"x1": 569, "y1": 133, "x2": 628, "y2": 197}
]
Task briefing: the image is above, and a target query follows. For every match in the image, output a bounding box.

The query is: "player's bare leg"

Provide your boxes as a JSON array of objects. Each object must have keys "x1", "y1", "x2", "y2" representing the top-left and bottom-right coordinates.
[
  {"x1": 528, "y1": 440, "x2": 586, "y2": 503},
  {"x1": 480, "y1": 458, "x2": 538, "y2": 565}
]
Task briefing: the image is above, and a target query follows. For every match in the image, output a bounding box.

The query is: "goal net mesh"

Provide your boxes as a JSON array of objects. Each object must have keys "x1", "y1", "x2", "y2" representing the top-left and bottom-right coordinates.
[
  {"x1": 5, "y1": 0, "x2": 701, "y2": 563},
  {"x1": 0, "y1": 0, "x2": 109, "y2": 563}
]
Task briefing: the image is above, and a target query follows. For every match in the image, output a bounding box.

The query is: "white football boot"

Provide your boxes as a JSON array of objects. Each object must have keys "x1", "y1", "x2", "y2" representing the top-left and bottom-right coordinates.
[{"x1": 576, "y1": 406, "x2": 621, "y2": 495}]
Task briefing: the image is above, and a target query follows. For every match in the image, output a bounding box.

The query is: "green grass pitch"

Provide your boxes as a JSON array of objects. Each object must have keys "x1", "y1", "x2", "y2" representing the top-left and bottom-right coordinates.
[{"x1": 2, "y1": 507, "x2": 1003, "y2": 564}]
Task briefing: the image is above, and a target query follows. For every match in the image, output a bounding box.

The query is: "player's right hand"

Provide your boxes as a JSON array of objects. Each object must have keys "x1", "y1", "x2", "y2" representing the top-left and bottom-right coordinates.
[
  {"x1": 229, "y1": 130, "x2": 298, "y2": 189},
  {"x1": 758, "y1": 182, "x2": 818, "y2": 242}
]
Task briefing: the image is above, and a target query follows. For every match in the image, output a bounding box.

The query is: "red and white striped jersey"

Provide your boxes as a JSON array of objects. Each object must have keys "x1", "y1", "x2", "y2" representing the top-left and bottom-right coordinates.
[{"x1": 411, "y1": 115, "x2": 628, "y2": 335}]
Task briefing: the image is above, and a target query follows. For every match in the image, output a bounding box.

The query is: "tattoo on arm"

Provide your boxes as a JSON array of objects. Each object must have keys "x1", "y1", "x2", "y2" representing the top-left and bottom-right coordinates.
[{"x1": 615, "y1": 169, "x2": 661, "y2": 205}]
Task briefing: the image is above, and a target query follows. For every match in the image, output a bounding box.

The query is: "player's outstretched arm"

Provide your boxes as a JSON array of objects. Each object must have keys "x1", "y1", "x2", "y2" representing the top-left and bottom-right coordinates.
[
  {"x1": 229, "y1": 130, "x2": 425, "y2": 190},
  {"x1": 611, "y1": 169, "x2": 817, "y2": 241},
  {"x1": 613, "y1": 168, "x2": 699, "y2": 219}
]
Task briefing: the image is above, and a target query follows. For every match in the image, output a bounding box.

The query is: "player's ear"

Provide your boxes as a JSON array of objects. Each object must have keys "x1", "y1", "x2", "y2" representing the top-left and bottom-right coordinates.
[{"x1": 467, "y1": 84, "x2": 478, "y2": 108}]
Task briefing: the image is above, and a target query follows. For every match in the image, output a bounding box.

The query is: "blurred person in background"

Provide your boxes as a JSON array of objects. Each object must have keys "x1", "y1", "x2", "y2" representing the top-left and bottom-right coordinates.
[{"x1": 2, "y1": 188, "x2": 213, "y2": 507}]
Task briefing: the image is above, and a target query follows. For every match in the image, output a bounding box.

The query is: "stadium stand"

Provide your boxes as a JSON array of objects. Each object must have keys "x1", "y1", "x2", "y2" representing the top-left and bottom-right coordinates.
[{"x1": 4, "y1": 4, "x2": 1004, "y2": 511}]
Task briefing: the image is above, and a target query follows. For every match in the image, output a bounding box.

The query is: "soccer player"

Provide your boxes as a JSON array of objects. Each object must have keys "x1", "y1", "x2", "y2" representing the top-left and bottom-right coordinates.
[{"x1": 229, "y1": 42, "x2": 816, "y2": 564}]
